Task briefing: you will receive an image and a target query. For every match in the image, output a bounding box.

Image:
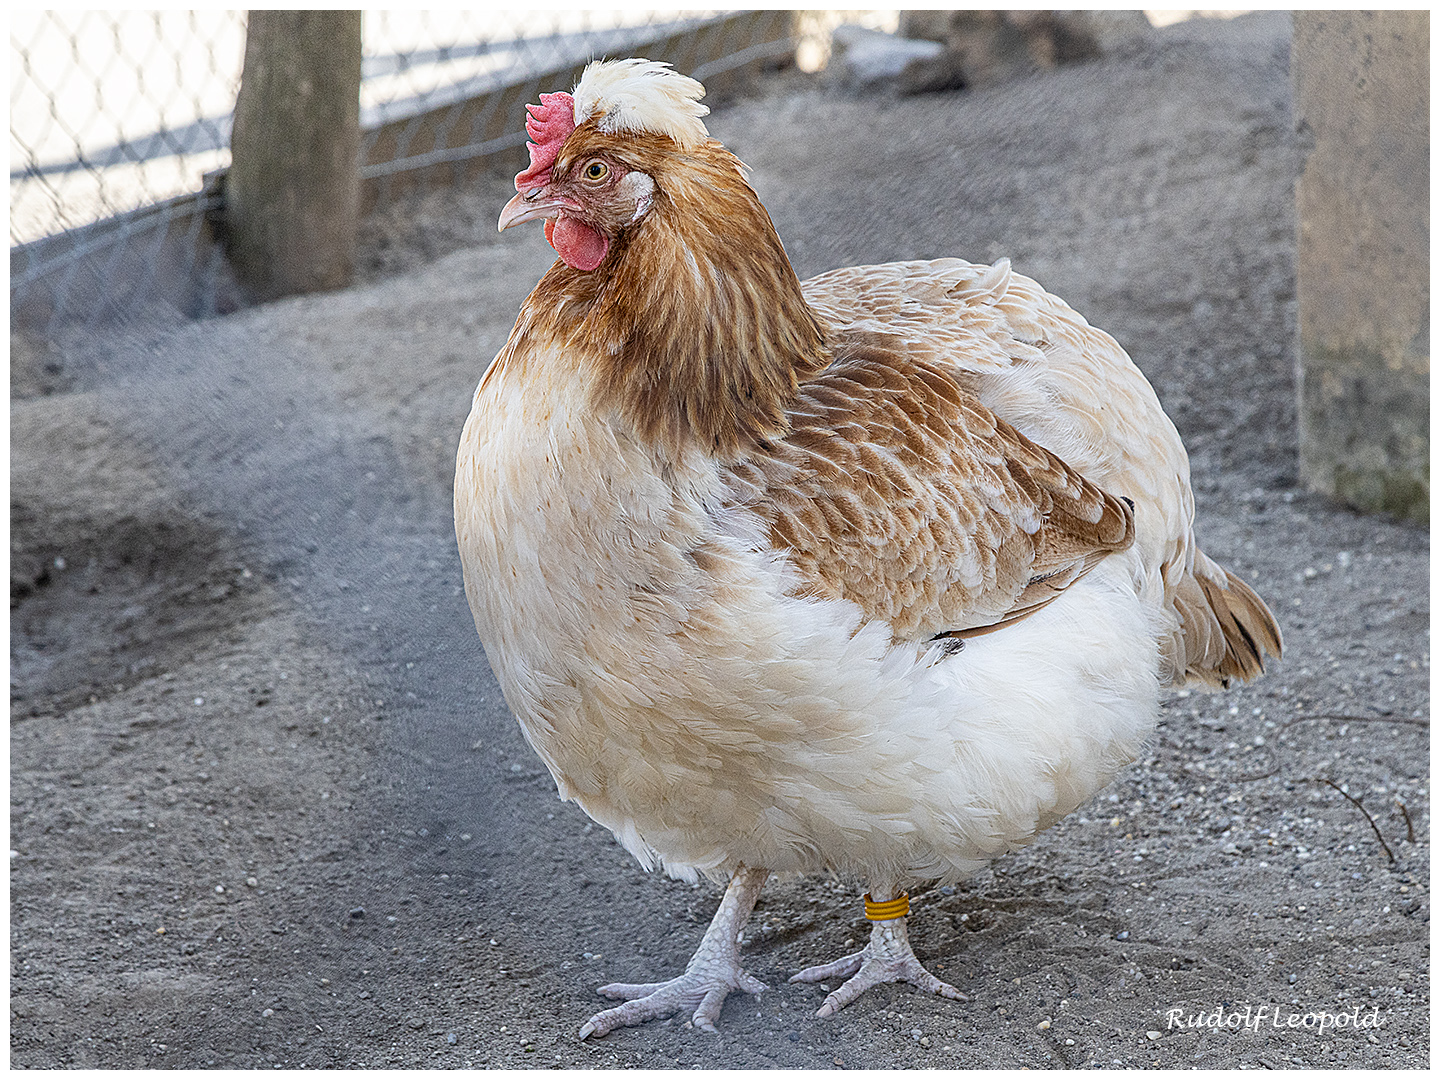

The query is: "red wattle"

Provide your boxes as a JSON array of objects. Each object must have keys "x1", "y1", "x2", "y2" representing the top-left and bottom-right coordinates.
[{"x1": 549, "y1": 215, "x2": 609, "y2": 272}]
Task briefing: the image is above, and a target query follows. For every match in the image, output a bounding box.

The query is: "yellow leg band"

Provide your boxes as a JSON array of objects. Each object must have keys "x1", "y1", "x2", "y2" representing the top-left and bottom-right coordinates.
[{"x1": 863, "y1": 892, "x2": 910, "y2": 921}]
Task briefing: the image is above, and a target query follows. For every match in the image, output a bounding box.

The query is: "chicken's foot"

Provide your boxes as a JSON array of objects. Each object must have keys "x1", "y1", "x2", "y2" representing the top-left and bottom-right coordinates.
[
  {"x1": 789, "y1": 886, "x2": 964, "y2": 1017},
  {"x1": 579, "y1": 863, "x2": 769, "y2": 1038}
]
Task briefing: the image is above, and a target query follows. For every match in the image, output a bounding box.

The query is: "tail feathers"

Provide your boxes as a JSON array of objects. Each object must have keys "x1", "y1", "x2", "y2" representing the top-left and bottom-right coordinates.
[{"x1": 1169, "y1": 552, "x2": 1283, "y2": 690}]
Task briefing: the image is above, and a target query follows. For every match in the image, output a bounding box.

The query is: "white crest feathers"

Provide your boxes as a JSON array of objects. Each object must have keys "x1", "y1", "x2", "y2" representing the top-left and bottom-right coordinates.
[{"x1": 572, "y1": 58, "x2": 710, "y2": 149}]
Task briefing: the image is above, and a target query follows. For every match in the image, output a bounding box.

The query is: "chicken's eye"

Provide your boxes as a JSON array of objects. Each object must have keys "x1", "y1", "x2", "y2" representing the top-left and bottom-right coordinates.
[{"x1": 583, "y1": 160, "x2": 609, "y2": 181}]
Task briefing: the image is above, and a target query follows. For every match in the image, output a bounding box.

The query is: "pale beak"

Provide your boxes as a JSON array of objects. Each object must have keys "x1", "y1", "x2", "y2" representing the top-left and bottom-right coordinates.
[{"x1": 498, "y1": 186, "x2": 575, "y2": 232}]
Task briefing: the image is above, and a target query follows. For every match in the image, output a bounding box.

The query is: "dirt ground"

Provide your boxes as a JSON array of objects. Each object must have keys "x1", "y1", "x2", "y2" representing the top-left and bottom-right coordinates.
[{"x1": 10, "y1": 11, "x2": 1428, "y2": 1069}]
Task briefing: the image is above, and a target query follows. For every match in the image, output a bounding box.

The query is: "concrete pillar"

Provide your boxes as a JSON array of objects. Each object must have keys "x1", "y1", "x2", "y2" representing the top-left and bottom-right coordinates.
[{"x1": 1293, "y1": 11, "x2": 1429, "y2": 522}]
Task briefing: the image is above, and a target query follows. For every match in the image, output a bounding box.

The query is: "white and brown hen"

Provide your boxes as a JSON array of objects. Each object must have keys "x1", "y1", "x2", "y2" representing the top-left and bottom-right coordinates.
[{"x1": 454, "y1": 59, "x2": 1281, "y2": 1039}]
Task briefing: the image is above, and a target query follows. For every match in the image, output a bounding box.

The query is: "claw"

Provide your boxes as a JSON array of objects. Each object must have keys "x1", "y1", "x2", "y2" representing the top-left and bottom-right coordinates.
[
  {"x1": 576, "y1": 864, "x2": 770, "y2": 1038},
  {"x1": 579, "y1": 968, "x2": 766, "y2": 1038},
  {"x1": 792, "y1": 905, "x2": 965, "y2": 1018},
  {"x1": 812, "y1": 954, "x2": 962, "y2": 1018}
]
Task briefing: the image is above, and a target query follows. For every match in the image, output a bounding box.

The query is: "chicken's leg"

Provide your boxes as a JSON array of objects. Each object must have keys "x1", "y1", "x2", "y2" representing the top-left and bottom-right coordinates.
[
  {"x1": 789, "y1": 885, "x2": 963, "y2": 1017},
  {"x1": 579, "y1": 863, "x2": 769, "y2": 1038}
]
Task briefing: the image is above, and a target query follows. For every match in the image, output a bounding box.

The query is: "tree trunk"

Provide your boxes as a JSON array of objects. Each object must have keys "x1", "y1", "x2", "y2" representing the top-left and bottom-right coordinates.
[{"x1": 226, "y1": 10, "x2": 362, "y2": 301}]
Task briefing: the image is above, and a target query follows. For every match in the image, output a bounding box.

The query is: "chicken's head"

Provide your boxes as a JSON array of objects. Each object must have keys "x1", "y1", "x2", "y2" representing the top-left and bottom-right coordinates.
[{"x1": 497, "y1": 60, "x2": 710, "y2": 272}]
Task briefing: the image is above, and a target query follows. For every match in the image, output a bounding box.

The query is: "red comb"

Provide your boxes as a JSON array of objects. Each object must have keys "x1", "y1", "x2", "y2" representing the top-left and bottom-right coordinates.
[{"x1": 514, "y1": 91, "x2": 576, "y2": 191}]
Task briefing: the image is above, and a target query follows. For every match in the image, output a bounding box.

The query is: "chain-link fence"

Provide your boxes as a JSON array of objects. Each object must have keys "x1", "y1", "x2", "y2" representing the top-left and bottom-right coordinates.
[{"x1": 10, "y1": 10, "x2": 896, "y2": 340}]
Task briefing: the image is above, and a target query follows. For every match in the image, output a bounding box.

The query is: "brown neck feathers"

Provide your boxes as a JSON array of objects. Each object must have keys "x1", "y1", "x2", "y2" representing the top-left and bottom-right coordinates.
[{"x1": 527, "y1": 137, "x2": 831, "y2": 461}]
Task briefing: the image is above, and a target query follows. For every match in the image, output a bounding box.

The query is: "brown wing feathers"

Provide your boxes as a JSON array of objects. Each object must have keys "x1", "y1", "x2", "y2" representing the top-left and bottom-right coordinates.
[
  {"x1": 796, "y1": 260, "x2": 1280, "y2": 685},
  {"x1": 731, "y1": 341, "x2": 1134, "y2": 642}
]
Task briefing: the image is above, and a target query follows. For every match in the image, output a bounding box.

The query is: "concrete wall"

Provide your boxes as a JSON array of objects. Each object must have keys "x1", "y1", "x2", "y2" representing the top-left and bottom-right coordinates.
[{"x1": 1293, "y1": 11, "x2": 1429, "y2": 523}]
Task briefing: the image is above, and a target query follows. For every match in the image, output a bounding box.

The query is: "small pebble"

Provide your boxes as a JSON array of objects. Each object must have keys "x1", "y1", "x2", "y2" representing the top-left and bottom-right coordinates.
[
  {"x1": 262, "y1": 1009, "x2": 273, "y2": 1018},
  {"x1": 215, "y1": 885, "x2": 225, "y2": 894},
  {"x1": 1037, "y1": 1019, "x2": 1051, "y2": 1030},
  {"x1": 446, "y1": 1033, "x2": 458, "y2": 1045},
  {"x1": 349, "y1": 907, "x2": 365, "y2": 919},
  {"x1": 1115, "y1": 931, "x2": 1129, "y2": 940},
  {"x1": 1146, "y1": 1030, "x2": 1161, "y2": 1041}
]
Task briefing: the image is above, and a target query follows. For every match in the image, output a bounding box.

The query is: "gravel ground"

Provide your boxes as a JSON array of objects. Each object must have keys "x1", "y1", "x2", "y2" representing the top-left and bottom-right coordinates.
[{"x1": 10, "y1": 11, "x2": 1428, "y2": 1069}]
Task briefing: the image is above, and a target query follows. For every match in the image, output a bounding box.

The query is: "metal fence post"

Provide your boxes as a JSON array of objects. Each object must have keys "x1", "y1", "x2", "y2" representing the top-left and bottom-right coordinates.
[{"x1": 225, "y1": 9, "x2": 362, "y2": 301}]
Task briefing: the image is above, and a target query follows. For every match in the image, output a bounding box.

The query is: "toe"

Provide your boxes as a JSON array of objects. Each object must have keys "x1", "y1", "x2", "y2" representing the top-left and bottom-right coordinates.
[
  {"x1": 789, "y1": 951, "x2": 864, "y2": 984},
  {"x1": 581, "y1": 994, "x2": 681, "y2": 1039},
  {"x1": 692, "y1": 987, "x2": 728, "y2": 1032},
  {"x1": 580, "y1": 1002, "x2": 634, "y2": 1039},
  {"x1": 735, "y1": 971, "x2": 769, "y2": 996},
  {"x1": 596, "y1": 980, "x2": 670, "y2": 1001},
  {"x1": 813, "y1": 963, "x2": 878, "y2": 1018},
  {"x1": 910, "y1": 967, "x2": 966, "y2": 1001}
]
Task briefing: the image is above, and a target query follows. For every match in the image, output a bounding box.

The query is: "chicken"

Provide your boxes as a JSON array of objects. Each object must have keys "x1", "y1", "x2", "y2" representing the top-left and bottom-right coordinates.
[{"x1": 454, "y1": 58, "x2": 1281, "y2": 1038}]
